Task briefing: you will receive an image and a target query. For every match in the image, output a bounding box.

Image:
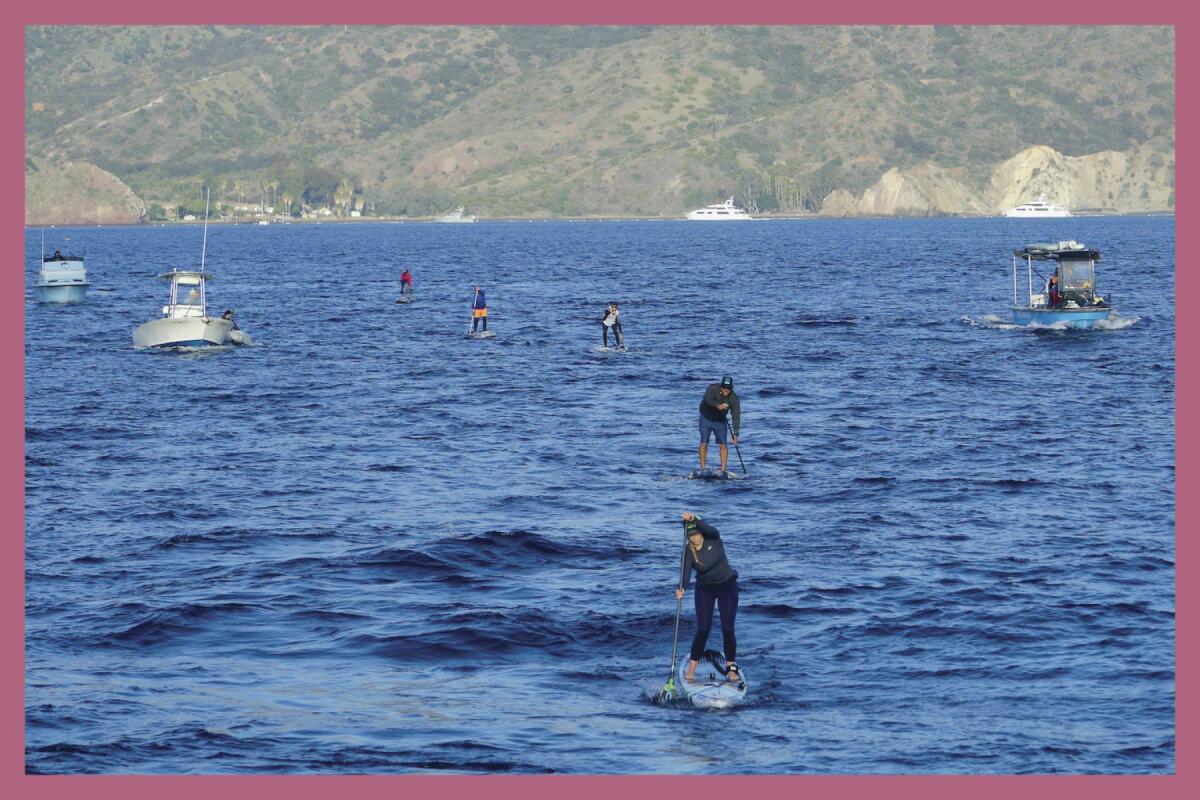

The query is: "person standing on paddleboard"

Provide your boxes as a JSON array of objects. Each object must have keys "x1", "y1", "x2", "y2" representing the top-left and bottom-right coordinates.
[
  {"x1": 471, "y1": 286, "x2": 488, "y2": 334},
  {"x1": 602, "y1": 302, "x2": 624, "y2": 349},
  {"x1": 675, "y1": 512, "x2": 741, "y2": 683},
  {"x1": 698, "y1": 375, "x2": 740, "y2": 473},
  {"x1": 400, "y1": 269, "x2": 413, "y2": 298}
]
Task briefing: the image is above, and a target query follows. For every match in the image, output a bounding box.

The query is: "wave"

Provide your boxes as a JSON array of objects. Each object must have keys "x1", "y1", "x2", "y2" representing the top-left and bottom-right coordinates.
[
  {"x1": 794, "y1": 316, "x2": 860, "y2": 326},
  {"x1": 106, "y1": 602, "x2": 262, "y2": 648}
]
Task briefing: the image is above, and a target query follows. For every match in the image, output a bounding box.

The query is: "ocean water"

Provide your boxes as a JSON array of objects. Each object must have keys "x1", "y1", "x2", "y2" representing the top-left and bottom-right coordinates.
[{"x1": 25, "y1": 216, "x2": 1175, "y2": 774}]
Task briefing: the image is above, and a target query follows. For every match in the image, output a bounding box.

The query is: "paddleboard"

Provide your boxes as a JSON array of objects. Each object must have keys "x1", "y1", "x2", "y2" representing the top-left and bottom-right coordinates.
[
  {"x1": 677, "y1": 650, "x2": 747, "y2": 709},
  {"x1": 687, "y1": 468, "x2": 738, "y2": 481},
  {"x1": 395, "y1": 296, "x2": 414, "y2": 304},
  {"x1": 467, "y1": 330, "x2": 496, "y2": 339}
]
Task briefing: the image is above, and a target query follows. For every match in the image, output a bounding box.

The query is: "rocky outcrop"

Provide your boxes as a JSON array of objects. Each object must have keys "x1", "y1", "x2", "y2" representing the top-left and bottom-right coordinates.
[
  {"x1": 987, "y1": 143, "x2": 1173, "y2": 213},
  {"x1": 818, "y1": 189, "x2": 858, "y2": 218},
  {"x1": 856, "y1": 165, "x2": 985, "y2": 217},
  {"x1": 820, "y1": 142, "x2": 1174, "y2": 217},
  {"x1": 25, "y1": 158, "x2": 147, "y2": 225},
  {"x1": 820, "y1": 164, "x2": 985, "y2": 217}
]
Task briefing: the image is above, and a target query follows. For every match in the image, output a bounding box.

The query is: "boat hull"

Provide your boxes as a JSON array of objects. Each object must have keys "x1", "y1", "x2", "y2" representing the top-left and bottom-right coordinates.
[
  {"x1": 34, "y1": 284, "x2": 88, "y2": 303},
  {"x1": 685, "y1": 212, "x2": 751, "y2": 221},
  {"x1": 133, "y1": 317, "x2": 233, "y2": 349},
  {"x1": 1011, "y1": 307, "x2": 1112, "y2": 329}
]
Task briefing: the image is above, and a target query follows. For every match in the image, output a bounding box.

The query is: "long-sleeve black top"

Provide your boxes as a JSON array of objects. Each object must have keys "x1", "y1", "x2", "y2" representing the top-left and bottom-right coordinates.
[
  {"x1": 699, "y1": 383, "x2": 740, "y2": 436},
  {"x1": 681, "y1": 517, "x2": 738, "y2": 589}
]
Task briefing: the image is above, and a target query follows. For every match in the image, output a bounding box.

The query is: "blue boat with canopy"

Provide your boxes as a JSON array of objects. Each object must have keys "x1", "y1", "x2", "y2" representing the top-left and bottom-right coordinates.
[{"x1": 1010, "y1": 241, "x2": 1114, "y2": 329}]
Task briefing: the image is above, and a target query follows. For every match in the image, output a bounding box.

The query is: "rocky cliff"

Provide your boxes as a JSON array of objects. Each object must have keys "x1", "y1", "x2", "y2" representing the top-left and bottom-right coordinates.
[
  {"x1": 25, "y1": 158, "x2": 147, "y2": 226},
  {"x1": 986, "y1": 142, "x2": 1174, "y2": 213},
  {"x1": 820, "y1": 143, "x2": 1175, "y2": 217}
]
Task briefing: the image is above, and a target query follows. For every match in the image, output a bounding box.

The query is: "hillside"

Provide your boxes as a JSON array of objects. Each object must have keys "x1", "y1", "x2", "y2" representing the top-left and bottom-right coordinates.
[
  {"x1": 24, "y1": 156, "x2": 146, "y2": 225},
  {"x1": 25, "y1": 25, "x2": 1175, "y2": 220}
]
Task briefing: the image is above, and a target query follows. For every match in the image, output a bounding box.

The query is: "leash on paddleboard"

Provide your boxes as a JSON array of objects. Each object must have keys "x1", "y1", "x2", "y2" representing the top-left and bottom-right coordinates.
[
  {"x1": 660, "y1": 521, "x2": 690, "y2": 701},
  {"x1": 727, "y1": 419, "x2": 747, "y2": 475}
]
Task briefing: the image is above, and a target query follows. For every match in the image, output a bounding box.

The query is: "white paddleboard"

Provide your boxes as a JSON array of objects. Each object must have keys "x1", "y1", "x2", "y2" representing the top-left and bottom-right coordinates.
[
  {"x1": 687, "y1": 468, "x2": 738, "y2": 481},
  {"x1": 467, "y1": 330, "x2": 496, "y2": 339},
  {"x1": 395, "y1": 296, "x2": 414, "y2": 304},
  {"x1": 677, "y1": 651, "x2": 747, "y2": 709}
]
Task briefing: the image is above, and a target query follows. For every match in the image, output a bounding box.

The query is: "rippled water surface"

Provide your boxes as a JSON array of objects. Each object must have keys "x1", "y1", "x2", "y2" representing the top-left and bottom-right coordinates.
[{"x1": 25, "y1": 217, "x2": 1175, "y2": 773}]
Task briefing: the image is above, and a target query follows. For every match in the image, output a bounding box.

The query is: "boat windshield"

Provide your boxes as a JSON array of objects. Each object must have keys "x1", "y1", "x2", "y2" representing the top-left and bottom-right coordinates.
[{"x1": 1060, "y1": 260, "x2": 1096, "y2": 300}]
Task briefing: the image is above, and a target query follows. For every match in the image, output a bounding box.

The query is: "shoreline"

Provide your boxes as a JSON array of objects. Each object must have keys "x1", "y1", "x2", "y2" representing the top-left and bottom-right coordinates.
[{"x1": 25, "y1": 210, "x2": 1177, "y2": 228}]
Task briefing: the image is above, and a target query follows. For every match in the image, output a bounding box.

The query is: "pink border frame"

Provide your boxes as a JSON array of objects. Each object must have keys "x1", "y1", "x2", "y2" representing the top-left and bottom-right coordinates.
[{"x1": 7, "y1": 2, "x2": 1190, "y2": 797}]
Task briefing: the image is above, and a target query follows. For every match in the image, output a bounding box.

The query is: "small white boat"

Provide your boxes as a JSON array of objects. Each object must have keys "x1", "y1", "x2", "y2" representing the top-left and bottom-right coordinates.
[
  {"x1": 434, "y1": 207, "x2": 477, "y2": 223},
  {"x1": 1004, "y1": 195, "x2": 1071, "y2": 218},
  {"x1": 685, "y1": 197, "x2": 752, "y2": 221},
  {"x1": 132, "y1": 270, "x2": 235, "y2": 349},
  {"x1": 35, "y1": 251, "x2": 89, "y2": 303},
  {"x1": 132, "y1": 191, "x2": 247, "y2": 349}
]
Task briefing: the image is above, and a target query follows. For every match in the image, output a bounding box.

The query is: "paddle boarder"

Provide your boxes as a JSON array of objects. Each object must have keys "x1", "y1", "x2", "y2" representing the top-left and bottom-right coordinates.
[
  {"x1": 698, "y1": 376, "x2": 740, "y2": 474},
  {"x1": 400, "y1": 269, "x2": 413, "y2": 299},
  {"x1": 471, "y1": 285, "x2": 488, "y2": 334},
  {"x1": 674, "y1": 512, "x2": 741, "y2": 683},
  {"x1": 602, "y1": 302, "x2": 624, "y2": 349}
]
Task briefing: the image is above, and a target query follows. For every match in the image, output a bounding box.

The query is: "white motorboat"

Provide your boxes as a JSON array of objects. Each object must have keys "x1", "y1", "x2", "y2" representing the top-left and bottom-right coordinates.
[
  {"x1": 434, "y1": 207, "x2": 478, "y2": 223},
  {"x1": 34, "y1": 250, "x2": 89, "y2": 303},
  {"x1": 132, "y1": 191, "x2": 247, "y2": 349},
  {"x1": 1004, "y1": 195, "x2": 1071, "y2": 218},
  {"x1": 685, "y1": 197, "x2": 752, "y2": 221},
  {"x1": 132, "y1": 270, "x2": 235, "y2": 348}
]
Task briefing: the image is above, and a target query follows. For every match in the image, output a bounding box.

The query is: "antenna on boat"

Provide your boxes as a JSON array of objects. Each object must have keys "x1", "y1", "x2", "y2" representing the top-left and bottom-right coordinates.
[
  {"x1": 200, "y1": 188, "x2": 210, "y2": 271},
  {"x1": 40, "y1": 226, "x2": 44, "y2": 263}
]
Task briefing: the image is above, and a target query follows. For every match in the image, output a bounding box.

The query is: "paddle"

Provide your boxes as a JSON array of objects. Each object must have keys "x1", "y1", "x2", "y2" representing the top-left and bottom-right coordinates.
[
  {"x1": 727, "y1": 419, "x2": 747, "y2": 475},
  {"x1": 469, "y1": 287, "x2": 478, "y2": 335},
  {"x1": 659, "y1": 521, "x2": 691, "y2": 701}
]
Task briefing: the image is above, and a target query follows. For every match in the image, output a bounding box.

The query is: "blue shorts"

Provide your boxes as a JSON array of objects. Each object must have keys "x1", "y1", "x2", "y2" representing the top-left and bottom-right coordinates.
[{"x1": 699, "y1": 415, "x2": 726, "y2": 445}]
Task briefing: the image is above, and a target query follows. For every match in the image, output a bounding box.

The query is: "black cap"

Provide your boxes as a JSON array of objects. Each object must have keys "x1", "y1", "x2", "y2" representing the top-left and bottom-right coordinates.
[{"x1": 720, "y1": 376, "x2": 733, "y2": 389}]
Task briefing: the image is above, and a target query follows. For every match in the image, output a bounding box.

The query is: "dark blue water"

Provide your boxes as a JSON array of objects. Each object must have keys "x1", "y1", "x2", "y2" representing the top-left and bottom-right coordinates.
[{"x1": 25, "y1": 217, "x2": 1175, "y2": 774}]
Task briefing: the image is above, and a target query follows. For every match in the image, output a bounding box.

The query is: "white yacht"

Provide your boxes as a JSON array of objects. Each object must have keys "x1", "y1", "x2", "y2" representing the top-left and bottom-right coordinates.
[
  {"x1": 34, "y1": 250, "x2": 90, "y2": 303},
  {"x1": 434, "y1": 207, "x2": 477, "y2": 223},
  {"x1": 685, "y1": 197, "x2": 752, "y2": 221},
  {"x1": 1004, "y1": 195, "x2": 1071, "y2": 218}
]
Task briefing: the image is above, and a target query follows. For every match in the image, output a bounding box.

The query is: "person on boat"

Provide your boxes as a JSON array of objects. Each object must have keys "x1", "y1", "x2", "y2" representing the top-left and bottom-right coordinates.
[
  {"x1": 1047, "y1": 271, "x2": 1062, "y2": 308},
  {"x1": 221, "y1": 309, "x2": 240, "y2": 330},
  {"x1": 400, "y1": 269, "x2": 413, "y2": 298},
  {"x1": 471, "y1": 286, "x2": 488, "y2": 334},
  {"x1": 52, "y1": 249, "x2": 62, "y2": 259},
  {"x1": 698, "y1": 376, "x2": 740, "y2": 473},
  {"x1": 602, "y1": 302, "x2": 624, "y2": 348},
  {"x1": 674, "y1": 511, "x2": 741, "y2": 684}
]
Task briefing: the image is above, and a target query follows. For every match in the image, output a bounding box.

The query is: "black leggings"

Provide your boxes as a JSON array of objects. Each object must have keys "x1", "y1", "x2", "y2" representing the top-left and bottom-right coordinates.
[
  {"x1": 603, "y1": 320, "x2": 623, "y2": 347},
  {"x1": 690, "y1": 578, "x2": 738, "y2": 662}
]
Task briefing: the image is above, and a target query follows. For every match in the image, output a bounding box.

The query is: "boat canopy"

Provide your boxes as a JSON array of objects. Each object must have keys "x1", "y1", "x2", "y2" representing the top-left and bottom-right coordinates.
[
  {"x1": 1013, "y1": 241, "x2": 1102, "y2": 261},
  {"x1": 156, "y1": 270, "x2": 214, "y2": 283}
]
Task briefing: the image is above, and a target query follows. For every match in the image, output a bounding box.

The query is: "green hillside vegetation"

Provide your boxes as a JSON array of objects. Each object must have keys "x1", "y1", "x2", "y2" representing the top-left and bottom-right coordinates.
[{"x1": 26, "y1": 25, "x2": 1174, "y2": 217}]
